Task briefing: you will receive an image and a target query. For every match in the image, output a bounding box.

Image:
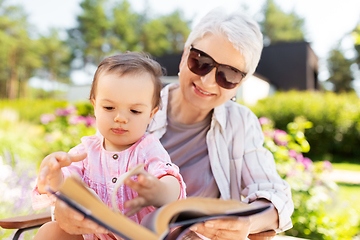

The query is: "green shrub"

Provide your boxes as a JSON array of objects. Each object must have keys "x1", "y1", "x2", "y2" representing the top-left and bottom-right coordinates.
[
  {"x1": 0, "y1": 101, "x2": 95, "y2": 165},
  {"x1": 38, "y1": 104, "x2": 96, "y2": 157},
  {"x1": 248, "y1": 91, "x2": 360, "y2": 162},
  {"x1": 0, "y1": 102, "x2": 96, "y2": 239},
  {"x1": 0, "y1": 99, "x2": 68, "y2": 124},
  {"x1": 260, "y1": 116, "x2": 360, "y2": 239}
]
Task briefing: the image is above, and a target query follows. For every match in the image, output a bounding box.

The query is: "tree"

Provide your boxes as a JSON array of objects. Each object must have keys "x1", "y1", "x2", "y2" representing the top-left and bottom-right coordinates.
[
  {"x1": 37, "y1": 29, "x2": 72, "y2": 84},
  {"x1": 158, "y1": 11, "x2": 191, "y2": 54},
  {"x1": 110, "y1": 0, "x2": 142, "y2": 53},
  {"x1": 141, "y1": 18, "x2": 170, "y2": 57},
  {"x1": 0, "y1": 1, "x2": 73, "y2": 99},
  {"x1": 68, "y1": 0, "x2": 111, "y2": 66},
  {"x1": 140, "y1": 10, "x2": 190, "y2": 57},
  {"x1": 326, "y1": 48, "x2": 355, "y2": 93},
  {"x1": 260, "y1": 0, "x2": 305, "y2": 45},
  {"x1": 352, "y1": 23, "x2": 360, "y2": 67},
  {"x1": 0, "y1": 2, "x2": 42, "y2": 99},
  {"x1": 68, "y1": 0, "x2": 190, "y2": 66}
]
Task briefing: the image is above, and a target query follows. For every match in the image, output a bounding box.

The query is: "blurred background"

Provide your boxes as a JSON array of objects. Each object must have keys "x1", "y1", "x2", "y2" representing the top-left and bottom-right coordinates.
[{"x1": 1, "y1": 0, "x2": 360, "y2": 239}]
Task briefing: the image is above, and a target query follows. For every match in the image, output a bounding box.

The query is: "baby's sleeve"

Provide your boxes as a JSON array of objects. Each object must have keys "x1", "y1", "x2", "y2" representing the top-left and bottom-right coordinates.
[
  {"x1": 31, "y1": 185, "x2": 57, "y2": 211},
  {"x1": 148, "y1": 161, "x2": 186, "y2": 200},
  {"x1": 142, "y1": 135, "x2": 186, "y2": 200}
]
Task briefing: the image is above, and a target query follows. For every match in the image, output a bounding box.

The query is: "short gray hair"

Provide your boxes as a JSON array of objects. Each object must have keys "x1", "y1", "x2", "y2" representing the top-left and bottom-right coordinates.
[{"x1": 185, "y1": 8, "x2": 263, "y2": 78}]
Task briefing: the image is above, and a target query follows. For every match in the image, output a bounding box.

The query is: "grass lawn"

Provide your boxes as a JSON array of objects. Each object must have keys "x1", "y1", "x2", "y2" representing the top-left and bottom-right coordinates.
[
  {"x1": 337, "y1": 183, "x2": 360, "y2": 209},
  {"x1": 331, "y1": 162, "x2": 360, "y2": 171},
  {"x1": 331, "y1": 162, "x2": 360, "y2": 213},
  {"x1": 327, "y1": 162, "x2": 360, "y2": 239}
]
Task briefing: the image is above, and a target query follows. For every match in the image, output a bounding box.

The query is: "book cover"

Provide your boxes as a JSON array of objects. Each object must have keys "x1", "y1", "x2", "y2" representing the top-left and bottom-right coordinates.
[{"x1": 49, "y1": 165, "x2": 271, "y2": 240}]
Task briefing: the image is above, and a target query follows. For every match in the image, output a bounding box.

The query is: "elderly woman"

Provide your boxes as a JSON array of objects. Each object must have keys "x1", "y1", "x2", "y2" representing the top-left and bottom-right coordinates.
[{"x1": 53, "y1": 8, "x2": 293, "y2": 240}]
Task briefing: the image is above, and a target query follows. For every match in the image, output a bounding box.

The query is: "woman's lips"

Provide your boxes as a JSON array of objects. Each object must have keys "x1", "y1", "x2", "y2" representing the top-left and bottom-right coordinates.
[{"x1": 193, "y1": 83, "x2": 214, "y2": 96}]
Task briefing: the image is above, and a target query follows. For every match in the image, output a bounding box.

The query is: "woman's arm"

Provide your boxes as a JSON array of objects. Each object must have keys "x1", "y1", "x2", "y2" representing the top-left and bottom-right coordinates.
[{"x1": 227, "y1": 106, "x2": 293, "y2": 232}]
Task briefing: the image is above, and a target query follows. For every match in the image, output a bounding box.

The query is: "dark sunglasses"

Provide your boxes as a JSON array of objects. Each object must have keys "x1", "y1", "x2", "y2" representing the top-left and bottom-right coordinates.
[{"x1": 187, "y1": 46, "x2": 247, "y2": 89}]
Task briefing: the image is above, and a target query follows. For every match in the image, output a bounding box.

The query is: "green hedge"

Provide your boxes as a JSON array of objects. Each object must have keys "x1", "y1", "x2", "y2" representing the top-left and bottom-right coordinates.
[
  {"x1": 247, "y1": 91, "x2": 360, "y2": 162},
  {"x1": 0, "y1": 99, "x2": 68, "y2": 124},
  {"x1": 0, "y1": 99, "x2": 93, "y2": 124}
]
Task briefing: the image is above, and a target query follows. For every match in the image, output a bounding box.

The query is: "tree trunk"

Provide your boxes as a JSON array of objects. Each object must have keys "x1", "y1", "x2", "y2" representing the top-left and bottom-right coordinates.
[{"x1": 8, "y1": 50, "x2": 19, "y2": 99}]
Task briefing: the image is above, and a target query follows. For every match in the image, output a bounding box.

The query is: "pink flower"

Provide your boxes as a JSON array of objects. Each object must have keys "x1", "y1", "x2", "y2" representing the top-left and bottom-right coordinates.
[
  {"x1": 263, "y1": 130, "x2": 274, "y2": 138},
  {"x1": 295, "y1": 153, "x2": 313, "y2": 170},
  {"x1": 259, "y1": 117, "x2": 271, "y2": 125},
  {"x1": 295, "y1": 153, "x2": 304, "y2": 162},
  {"x1": 274, "y1": 129, "x2": 288, "y2": 146},
  {"x1": 55, "y1": 106, "x2": 76, "y2": 116},
  {"x1": 288, "y1": 149, "x2": 297, "y2": 158},
  {"x1": 322, "y1": 160, "x2": 332, "y2": 171},
  {"x1": 69, "y1": 115, "x2": 96, "y2": 127},
  {"x1": 286, "y1": 169, "x2": 299, "y2": 177},
  {"x1": 302, "y1": 157, "x2": 313, "y2": 170},
  {"x1": 40, "y1": 113, "x2": 56, "y2": 124},
  {"x1": 84, "y1": 116, "x2": 96, "y2": 127}
]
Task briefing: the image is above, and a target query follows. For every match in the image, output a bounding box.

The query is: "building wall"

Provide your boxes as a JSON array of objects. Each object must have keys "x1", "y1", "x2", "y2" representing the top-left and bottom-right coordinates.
[{"x1": 255, "y1": 42, "x2": 318, "y2": 91}]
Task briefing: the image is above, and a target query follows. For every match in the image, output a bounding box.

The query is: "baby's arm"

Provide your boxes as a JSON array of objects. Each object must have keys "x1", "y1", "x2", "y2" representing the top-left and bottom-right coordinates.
[
  {"x1": 123, "y1": 171, "x2": 180, "y2": 217},
  {"x1": 37, "y1": 151, "x2": 87, "y2": 194}
]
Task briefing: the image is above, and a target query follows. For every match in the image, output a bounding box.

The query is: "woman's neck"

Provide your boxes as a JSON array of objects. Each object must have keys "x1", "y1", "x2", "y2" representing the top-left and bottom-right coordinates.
[{"x1": 168, "y1": 88, "x2": 213, "y2": 125}]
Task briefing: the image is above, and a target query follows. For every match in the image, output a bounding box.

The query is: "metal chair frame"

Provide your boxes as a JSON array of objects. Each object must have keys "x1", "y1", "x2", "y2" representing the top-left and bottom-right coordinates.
[{"x1": 0, "y1": 212, "x2": 276, "y2": 240}]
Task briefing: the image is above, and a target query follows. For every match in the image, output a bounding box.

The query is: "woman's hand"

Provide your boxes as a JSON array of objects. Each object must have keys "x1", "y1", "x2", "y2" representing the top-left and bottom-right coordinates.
[
  {"x1": 54, "y1": 200, "x2": 109, "y2": 235},
  {"x1": 190, "y1": 217, "x2": 251, "y2": 240},
  {"x1": 123, "y1": 170, "x2": 180, "y2": 216},
  {"x1": 191, "y1": 200, "x2": 278, "y2": 240}
]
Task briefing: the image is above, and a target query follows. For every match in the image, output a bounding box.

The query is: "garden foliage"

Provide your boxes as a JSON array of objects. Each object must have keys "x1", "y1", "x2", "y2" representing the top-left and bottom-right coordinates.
[
  {"x1": 0, "y1": 101, "x2": 95, "y2": 239},
  {"x1": 249, "y1": 91, "x2": 360, "y2": 162},
  {"x1": 259, "y1": 116, "x2": 360, "y2": 239}
]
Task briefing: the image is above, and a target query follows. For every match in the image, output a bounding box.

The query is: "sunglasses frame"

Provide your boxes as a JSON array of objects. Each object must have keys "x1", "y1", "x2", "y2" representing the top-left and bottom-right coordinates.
[{"x1": 187, "y1": 46, "x2": 247, "y2": 89}]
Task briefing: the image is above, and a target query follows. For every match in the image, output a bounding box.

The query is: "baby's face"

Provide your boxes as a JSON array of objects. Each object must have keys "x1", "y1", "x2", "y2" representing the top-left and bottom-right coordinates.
[{"x1": 92, "y1": 72, "x2": 158, "y2": 152}]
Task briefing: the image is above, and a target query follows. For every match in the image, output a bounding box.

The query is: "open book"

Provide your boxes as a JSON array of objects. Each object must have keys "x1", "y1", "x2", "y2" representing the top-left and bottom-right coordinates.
[{"x1": 49, "y1": 165, "x2": 271, "y2": 240}]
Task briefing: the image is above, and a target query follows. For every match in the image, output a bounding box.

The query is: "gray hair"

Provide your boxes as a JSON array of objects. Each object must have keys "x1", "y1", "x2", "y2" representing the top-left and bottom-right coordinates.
[{"x1": 185, "y1": 8, "x2": 263, "y2": 79}]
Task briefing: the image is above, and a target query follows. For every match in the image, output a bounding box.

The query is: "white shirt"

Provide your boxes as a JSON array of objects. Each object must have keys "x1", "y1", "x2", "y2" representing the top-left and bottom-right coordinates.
[{"x1": 148, "y1": 83, "x2": 294, "y2": 232}]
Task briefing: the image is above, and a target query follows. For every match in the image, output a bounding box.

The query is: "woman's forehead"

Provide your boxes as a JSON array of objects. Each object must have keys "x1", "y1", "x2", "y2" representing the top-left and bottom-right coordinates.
[{"x1": 192, "y1": 34, "x2": 246, "y2": 72}]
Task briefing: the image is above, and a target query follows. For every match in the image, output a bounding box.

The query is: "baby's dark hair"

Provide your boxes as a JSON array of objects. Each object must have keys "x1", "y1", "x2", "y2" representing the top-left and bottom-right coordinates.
[{"x1": 90, "y1": 52, "x2": 164, "y2": 109}]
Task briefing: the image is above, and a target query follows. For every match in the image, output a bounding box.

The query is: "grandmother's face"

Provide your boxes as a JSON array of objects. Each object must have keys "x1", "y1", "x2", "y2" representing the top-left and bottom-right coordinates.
[{"x1": 178, "y1": 34, "x2": 246, "y2": 112}]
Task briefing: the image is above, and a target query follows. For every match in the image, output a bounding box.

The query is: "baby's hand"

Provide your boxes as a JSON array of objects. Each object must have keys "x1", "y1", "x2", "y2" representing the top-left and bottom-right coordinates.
[
  {"x1": 123, "y1": 170, "x2": 180, "y2": 217},
  {"x1": 123, "y1": 170, "x2": 164, "y2": 216},
  {"x1": 37, "y1": 151, "x2": 87, "y2": 194}
]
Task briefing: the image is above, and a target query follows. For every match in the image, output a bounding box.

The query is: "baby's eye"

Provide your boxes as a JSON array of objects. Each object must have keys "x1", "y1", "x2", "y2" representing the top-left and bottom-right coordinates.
[
  {"x1": 131, "y1": 109, "x2": 142, "y2": 114},
  {"x1": 104, "y1": 106, "x2": 114, "y2": 110}
]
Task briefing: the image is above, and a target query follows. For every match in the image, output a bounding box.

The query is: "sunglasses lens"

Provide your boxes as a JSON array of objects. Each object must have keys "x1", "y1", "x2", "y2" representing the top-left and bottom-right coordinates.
[
  {"x1": 188, "y1": 47, "x2": 246, "y2": 89},
  {"x1": 188, "y1": 50, "x2": 214, "y2": 76},
  {"x1": 216, "y1": 66, "x2": 243, "y2": 89}
]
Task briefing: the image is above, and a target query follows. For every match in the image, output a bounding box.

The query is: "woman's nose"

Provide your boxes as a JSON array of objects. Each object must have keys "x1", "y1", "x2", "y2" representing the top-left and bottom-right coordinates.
[{"x1": 200, "y1": 68, "x2": 217, "y2": 87}]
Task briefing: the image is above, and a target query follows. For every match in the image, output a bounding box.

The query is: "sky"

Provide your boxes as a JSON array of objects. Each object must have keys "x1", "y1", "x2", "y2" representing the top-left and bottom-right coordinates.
[{"x1": 8, "y1": 0, "x2": 360, "y2": 89}]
